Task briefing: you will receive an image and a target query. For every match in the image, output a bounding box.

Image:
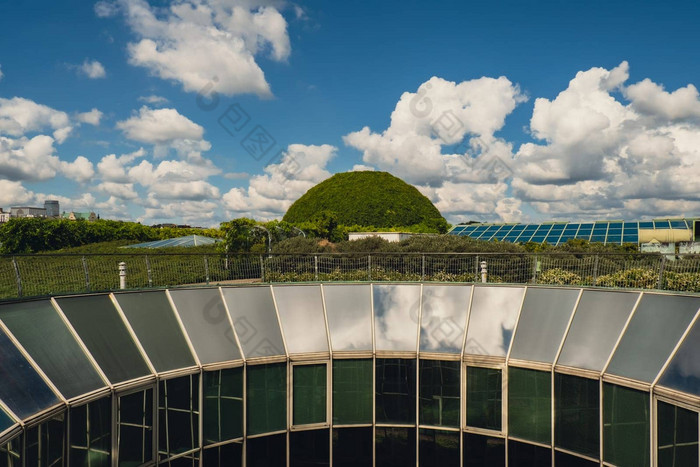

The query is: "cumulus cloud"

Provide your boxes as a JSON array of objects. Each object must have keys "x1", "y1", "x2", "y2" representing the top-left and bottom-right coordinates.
[
  {"x1": 0, "y1": 97, "x2": 73, "y2": 143},
  {"x1": 79, "y1": 59, "x2": 107, "y2": 79},
  {"x1": 138, "y1": 94, "x2": 169, "y2": 105},
  {"x1": 77, "y1": 108, "x2": 104, "y2": 126},
  {"x1": 61, "y1": 156, "x2": 95, "y2": 183},
  {"x1": 117, "y1": 0, "x2": 290, "y2": 97},
  {"x1": 94, "y1": 1, "x2": 119, "y2": 17}
]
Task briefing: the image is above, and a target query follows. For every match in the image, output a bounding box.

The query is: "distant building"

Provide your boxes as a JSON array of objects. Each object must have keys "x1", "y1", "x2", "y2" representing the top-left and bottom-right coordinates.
[
  {"x1": 0, "y1": 209, "x2": 9, "y2": 223},
  {"x1": 44, "y1": 200, "x2": 60, "y2": 218},
  {"x1": 62, "y1": 211, "x2": 97, "y2": 222},
  {"x1": 10, "y1": 206, "x2": 47, "y2": 218},
  {"x1": 348, "y1": 232, "x2": 418, "y2": 243}
]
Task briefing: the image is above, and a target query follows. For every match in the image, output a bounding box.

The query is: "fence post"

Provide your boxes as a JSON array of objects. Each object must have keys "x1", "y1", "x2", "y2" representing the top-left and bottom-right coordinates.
[
  {"x1": 368, "y1": 255, "x2": 372, "y2": 281},
  {"x1": 119, "y1": 262, "x2": 127, "y2": 290},
  {"x1": 204, "y1": 256, "x2": 210, "y2": 285},
  {"x1": 82, "y1": 256, "x2": 90, "y2": 292},
  {"x1": 12, "y1": 257, "x2": 22, "y2": 298},
  {"x1": 593, "y1": 255, "x2": 599, "y2": 286},
  {"x1": 145, "y1": 255, "x2": 153, "y2": 287},
  {"x1": 657, "y1": 255, "x2": 667, "y2": 290},
  {"x1": 480, "y1": 260, "x2": 488, "y2": 283},
  {"x1": 314, "y1": 255, "x2": 319, "y2": 281},
  {"x1": 260, "y1": 255, "x2": 265, "y2": 282}
]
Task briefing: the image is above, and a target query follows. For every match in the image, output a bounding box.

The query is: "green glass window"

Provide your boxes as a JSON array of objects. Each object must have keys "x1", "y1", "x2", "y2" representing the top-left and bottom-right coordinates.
[
  {"x1": 419, "y1": 360, "x2": 460, "y2": 428},
  {"x1": 0, "y1": 407, "x2": 13, "y2": 435},
  {"x1": 508, "y1": 367, "x2": 551, "y2": 444},
  {"x1": 293, "y1": 364, "x2": 327, "y2": 426},
  {"x1": 158, "y1": 375, "x2": 199, "y2": 462},
  {"x1": 202, "y1": 442, "x2": 242, "y2": 467},
  {"x1": 333, "y1": 428, "x2": 372, "y2": 467},
  {"x1": 419, "y1": 429, "x2": 459, "y2": 467},
  {"x1": 603, "y1": 383, "x2": 650, "y2": 467},
  {"x1": 376, "y1": 359, "x2": 416, "y2": 425},
  {"x1": 463, "y1": 433, "x2": 505, "y2": 466},
  {"x1": 658, "y1": 401, "x2": 698, "y2": 467},
  {"x1": 203, "y1": 368, "x2": 243, "y2": 444},
  {"x1": 508, "y1": 439, "x2": 551, "y2": 466},
  {"x1": 466, "y1": 367, "x2": 501, "y2": 431},
  {"x1": 24, "y1": 413, "x2": 65, "y2": 467},
  {"x1": 246, "y1": 434, "x2": 286, "y2": 467},
  {"x1": 290, "y1": 429, "x2": 330, "y2": 467},
  {"x1": 118, "y1": 389, "x2": 153, "y2": 467},
  {"x1": 69, "y1": 397, "x2": 112, "y2": 467},
  {"x1": 375, "y1": 427, "x2": 416, "y2": 467},
  {"x1": 0, "y1": 437, "x2": 21, "y2": 467},
  {"x1": 554, "y1": 373, "x2": 599, "y2": 458},
  {"x1": 554, "y1": 452, "x2": 598, "y2": 466},
  {"x1": 247, "y1": 363, "x2": 286, "y2": 436},
  {"x1": 333, "y1": 360, "x2": 372, "y2": 425}
]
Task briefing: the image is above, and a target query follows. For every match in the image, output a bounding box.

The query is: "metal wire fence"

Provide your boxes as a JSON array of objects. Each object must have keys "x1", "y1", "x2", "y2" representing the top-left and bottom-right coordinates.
[{"x1": 2, "y1": 252, "x2": 700, "y2": 300}]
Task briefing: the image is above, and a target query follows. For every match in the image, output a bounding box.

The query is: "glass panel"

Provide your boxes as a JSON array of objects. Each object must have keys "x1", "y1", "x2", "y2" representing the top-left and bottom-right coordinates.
[
  {"x1": 670, "y1": 220, "x2": 689, "y2": 229},
  {"x1": 554, "y1": 373, "x2": 599, "y2": 458},
  {"x1": 508, "y1": 367, "x2": 550, "y2": 445},
  {"x1": 202, "y1": 442, "x2": 241, "y2": 467},
  {"x1": 464, "y1": 286, "x2": 525, "y2": 357},
  {"x1": 606, "y1": 294, "x2": 699, "y2": 383},
  {"x1": 655, "y1": 220, "x2": 671, "y2": 229},
  {"x1": 246, "y1": 434, "x2": 286, "y2": 467},
  {"x1": 114, "y1": 291, "x2": 196, "y2": 372},
  {"x1": 0, "y1": 329, "x2": 59, "y2": 419},
  {"x1": 273, "y1": 285, "x2": 328, "y2": 354},
  {"x1": 0, "y1": 407, "x2": 14, "y2": 434},
  {"x1": 603, "y1": 383, "x2": 650, "y2": 467},
  {"x1": 375, "y1": 427, "x2": 416, "y2": 467},
  {"x1": 323, "y1": 284, "x2": 372, "y2": 351},
  {"x1": 419, "y1": 429, "x2": 459, "y2": 467},
  {"x1": 557, "y1": 290, "x2": 639, "y2": 371},
  {"x1": 507, "y1": 440, "x2": 552, "y2": 467},
  {"x1": 658, "y1": 401, "x2": 698, "y2": 467},
  {"x1": 419, "y1": 285, "x2": 470, "y2": 353},
  {"x1": 419, "y1": 360, "x2": 460, "y2": 428},
  {"x1": 463, "y1": 433, "x2": 505, "y2": 467},
  {"x1": 332, "y1": 359, "x2": 372, "y2": 425},
  {"x1": 118, "y1": 389, "x2": 153, "y2": 467},
  {"x1": 332, "y1": 428, "x2": 372, "y2": 467},
  {"x1": 376, "y1": 358, "x2": 416, "y2": 425},
  {"x1": 221, "y1": 287, "x2": 286, "y2": 358},
  {"x1": 0, "y1": 436, "x2": 21, "y2": 467},
  {"x1": 158, "y1": 374, "x2": 199, "y2": 461},
  {"x1": 290, "y1": 429, "x2": 329, "y2": 467},
  {"x1": 658, "y1": 316, "x2": 700, "y2": 396},
  {"x1": 373, "y1": 285, "x2": 421, "y2": 352},
  {"x1": 554, "y1": 452, "x2": 598, "y2": 467},
  {"x1": 203, "y1": 368, "x2": 243, "y2": 444},
  {"x1": 56, "y1": 295, "x2": 151, "y2": 383},
  {"x1": 293, "y1": 364, "x2": 327, "y2": 425},
  {"x1": 510, "y1": 288, "x2": 579, "y2": 363},
  {"x1": 639, "y1": 221, "x2": 654, "y2": 229},
  {"x1": 69, "y1": 396, "x2": 112, "y2": 467},
  {"x1": 0, "y1": 300, "x2": 105, "y2": 400},
  {"x1": 247, "y1": 363, "x2": 286, "y2": 436},
  {"x1": 168, "y1": 289, "x2": 241, "y2": 364},
  {"x1": 24, "y1": 413, "x2": 65, "y2": 467},
  {"x1": 466, "y1": 366, "x2": 501, "y2": 431}
]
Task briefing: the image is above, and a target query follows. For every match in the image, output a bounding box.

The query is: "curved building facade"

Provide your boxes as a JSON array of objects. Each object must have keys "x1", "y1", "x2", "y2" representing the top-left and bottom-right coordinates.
[{"x1": 0, "y1": 283, "x2": 698, "y2": 466}]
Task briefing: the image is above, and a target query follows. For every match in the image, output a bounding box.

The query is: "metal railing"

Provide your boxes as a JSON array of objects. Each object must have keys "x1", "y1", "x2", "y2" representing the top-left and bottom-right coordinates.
[{"x1": 2, "y1": 252, "x2": 700, "y2": 300}]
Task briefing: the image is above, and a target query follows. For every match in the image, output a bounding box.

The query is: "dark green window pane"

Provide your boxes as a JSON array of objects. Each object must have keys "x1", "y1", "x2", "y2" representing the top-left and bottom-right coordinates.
[
  {"x1": 246, "y1": 434, "x2": 286, "y2": 467},
  {"x1": 603, "y1": 383, "x2": 650, "y2": 467},
  {"x1": 508, "y1": 440, "x2": 551, "y2": 467},
  {"x1": 554, "y1": 452, "x2": 598, "y2": 467},
  {"x1": 158, "y1": 375, "x2": 199, "y2": 461},
  {"x1": 0, "y1": 437, "x2": 21, "y2": 467},
  {"x1": 419, "y1": 360, "x2": 460, "y2": 428},
  {"x1": 118, "y1": 389, "x2": 153, "y2": 467},
  {"x1": 658, "y1": 401, "x2": 698, "y2": 467},
  {"x1": 466, "y1": 367, "x2": 501, "y2": 431},
  {"x1": 419, "y1": 429, "x2": 459, "y2": 467},
  {"x1": 376, "y1": 359, "x2": 416, "y2": 424},
  {"x1": 332, "y1": 428, "x2": 372, "y2": 467},
  {"x1": 24, "y1": 413, "x2": 65, "y2": 467},
  {"x1": 202, "y1": 442, "x2": 242, "y2": 467},
  {"x1": 332, "y1": 360, "x2": 372, "y2": 425},
  {"x1": 375, "y1": 427, "x2": 415, "y2": 467},
  {"x1": 293, "y1": 364, "x2": 327, "y2": 426},
  {"x1": 69, "y1": 396, "x2": 112, "y2": 467},
  {"x1": 0, "y1": 408, "x2": 14, "y2": 435},
  {"x1": 203, "y1": 368, "x2": 243, "y2": 444},
  {"x1": 290, "y1": 429, "x2": 329, "y2": 467},
  {"x1": 463, "y1": 433, "x2": 505, "y2": 467},
  {"x1": 508, "y1": 367, "x2": 551, "y2": 444},
  {"x1": 247, "y1": 363, "x2": 286, "y2": 436},
  {"x1": 554, "y1": 373, "x2": 599, "y2": 458}
]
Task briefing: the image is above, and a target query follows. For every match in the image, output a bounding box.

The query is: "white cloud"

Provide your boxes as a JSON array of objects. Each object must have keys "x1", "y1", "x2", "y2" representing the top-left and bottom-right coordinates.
[
  {"x1": 625, "y1": 79, "x2": 700, "y2": 120},
  {"x1": 79, "y1": 59, "x2": 107, "y2": 79},
  {"x1": 0, "y1": 135, "x2": 62, "y2": 181},
  {"x1": 76, "y1": 108, "x2": 104, "y2": 126},
  {"x1": 142, "y1": 198, "x2": 219, "y2": 225},
  {"x1": 94, "y1": 1, "x2": 119, "y2": 17},
  {"x1": 97, "y1": 182, "x2": 138, "y2": 199},
  {"x1": 352, "y1": 164, "x2": 374, "y2": 172},
  {"x1": 119, "y1": 0, "x2": 290, "y2": 97},
  {"x1": 0, "y1": 97, "x2": 72, "y2": 143},
  {"x1": 0, "y1": 179, "x2": 35, "y2": 206},
  {"x1": 138, "y1": 95, "x2": 169, "y2": 105},
  {"x1": 61, "y1": 156, "x2": 95, "y2": 183},
  {"x1": 97, "y1": 148, "x2": 146, "y2": 183}
]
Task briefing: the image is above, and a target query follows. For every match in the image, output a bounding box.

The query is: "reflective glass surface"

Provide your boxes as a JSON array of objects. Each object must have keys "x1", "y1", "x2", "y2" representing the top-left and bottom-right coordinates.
[
  {"x1": 332, "y1": 428, "x2": 372, "y2": 467},
  {"x1": 247, "y1": 363, "x2": 286, "y2": 436},
  {"x1": 24, "y1": 413, "x2": 65, "y2": 467},
  {"x1": 464, "y1": 286, "x2": 525, "y2": 357},
  {"x1": 70, "y1": 396, "x2": 112, "y2": 466},
  {"x1": 118, "y1": 388, "x2": 153, "y2": 467},
  {"x1": 246, "y1": 434, "x2": 286, "y2": 467},
  {"x1": 158, "y1": 374, "x2": 199, "y2": 461},
  {"x1": 603, "y1": 383, "x2": 650, "y2": 467},
  {"x1": 557, "y1": 290, "x2": 639, "y2": 371},
  {"x1": 508, "y1": 367, "x2": 550, "y2": 445},
  {"x1": 0, "y1": 329, "x2": 59, "y2": 419},
  {"x1": 658, "y1": 401, "x2": 698, "y2": 467},
  {"x1": 114, "y1": 291, "x2": 196, "y2": 372},
  {"x1": 420, "y1": 285, "x2": 470, "y2": 353},
  {"x1": 332, "y1": 360, "x2": 372, "y2": 425},
  {"x1": 290, "y1": 429, "x2": 329, "y2": 467},
  {"x1": 606, "y1": 294, "x2": 699, "y2": 383},
  {"x1": 221, "y1": 287, "x2": 286, "y2": 358},
  {"x1": 463, "y1": 433, "x2": 505, "y2": 467},
  {"x1": 419, "y1": 429, "x2": 459, "y2": 467},
  {"x1": 554, "y1": 452, "x2": 598, "y2": 467},
  {"x1": 658, "y1": 315, "x2": 700, "y2": 396},
  {"x1": 0, "y1": 407, "x2": 14, "y2": 434},
  {"x1": 202, "y1": 442, "x2": 241, "y2": 467},
  {"x1": 508, "y1": 440, "x2": 552, "y2": 467},
  {"x1": 373, "y1": 285, "x2": 421, "y2": 351},
  {"x1": 273, "y1": 285, "x2": 328, "y2": 354},
  {"x1": 56, "y1": 295, "x2": 151, "y2": 383},
  {"x1": 376, "y1": 359, "x2": 416, "y2": 424},
  {"x1": 375, "y1": 427, "x2": 415, "y2": 467},
  {"x1": 203, "y1": 368, "x2": 243, "y2": 444},
  {"x1": 466, "y1": 367, "x2": 502, "y2": 431},
  {"x1": 323, "y1": 284, "x2": 372, "y2": 351},
  {"x1": 0, "y1": 300, "x2": 104, "y2": 400},
  {"x1": 510, "y1": 288, "x2": 579, "y2": 363},
  {"x1": 554, "y1": 373, "x2": 599, "y2": 458},
  {"x1": 419, "y1": 360, "x2": 460, "y2": 428},
  {"x1": 168, "y1": 289, "x2": 241, "y2": 364},
  {"x1": 293, "y1": 364, "x2": 326, "y2": 426}
]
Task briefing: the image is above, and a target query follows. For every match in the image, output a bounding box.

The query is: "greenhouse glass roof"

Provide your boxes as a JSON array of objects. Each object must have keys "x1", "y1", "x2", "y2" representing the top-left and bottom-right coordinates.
[{"x1": 122, "y1": 234, "x2": 222, "y2": 249}]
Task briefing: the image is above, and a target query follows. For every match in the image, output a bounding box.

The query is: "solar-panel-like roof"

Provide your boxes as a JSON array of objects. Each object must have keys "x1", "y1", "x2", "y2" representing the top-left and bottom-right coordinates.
[{"x1": 122, "y1": 234, "x2": 222, "y2": 249}]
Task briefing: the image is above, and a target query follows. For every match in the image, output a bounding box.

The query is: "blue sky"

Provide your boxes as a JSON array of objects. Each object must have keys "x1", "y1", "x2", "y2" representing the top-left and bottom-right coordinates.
[{"x1": 1, "y1": 0, "x2": 700, "y2": 226}]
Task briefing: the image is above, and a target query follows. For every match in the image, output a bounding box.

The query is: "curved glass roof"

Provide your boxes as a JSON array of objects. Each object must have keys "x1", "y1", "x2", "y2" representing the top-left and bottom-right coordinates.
[{"x1": 121, "y1": 234, "x2": 222, "y2": 249}]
